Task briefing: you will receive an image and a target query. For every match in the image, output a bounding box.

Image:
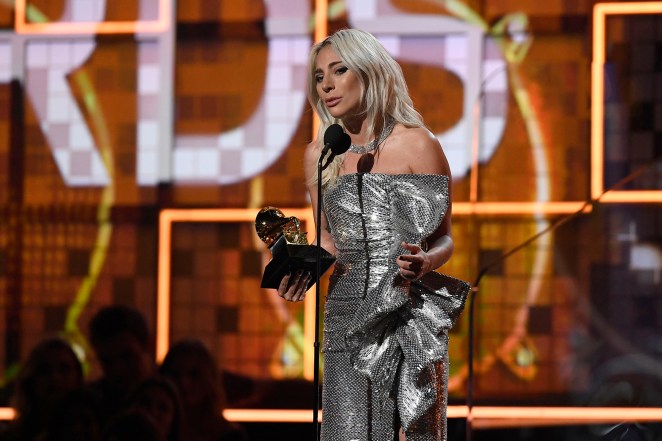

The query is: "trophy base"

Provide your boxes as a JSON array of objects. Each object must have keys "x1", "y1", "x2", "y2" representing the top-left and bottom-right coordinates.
[{"x1": 261, "y1": 236, "x2": 336, "y2": 290}]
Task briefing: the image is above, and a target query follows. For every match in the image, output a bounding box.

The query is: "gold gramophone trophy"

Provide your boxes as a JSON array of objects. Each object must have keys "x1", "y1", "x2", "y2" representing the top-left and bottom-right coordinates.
[{"x1": 255, "y1": 207, "x2": 335, "y2": 290}]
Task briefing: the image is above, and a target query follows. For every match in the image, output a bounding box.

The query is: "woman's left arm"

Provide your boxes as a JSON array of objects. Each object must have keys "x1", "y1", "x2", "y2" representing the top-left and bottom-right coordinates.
[{"x1": 396, "y1": 128, "x2": 454, "y2": 280}]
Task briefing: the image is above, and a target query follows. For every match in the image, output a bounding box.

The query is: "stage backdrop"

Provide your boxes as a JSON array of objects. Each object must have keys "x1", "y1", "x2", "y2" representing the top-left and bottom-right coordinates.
[{"x1": 0, "y1": 0, "x2": 660, "y2": 410}]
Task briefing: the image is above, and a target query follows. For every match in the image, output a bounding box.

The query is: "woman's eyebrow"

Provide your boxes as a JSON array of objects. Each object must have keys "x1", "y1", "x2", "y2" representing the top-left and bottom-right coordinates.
[{"x1": 315, "y1": 61, "x2": 342, "y2": 73}]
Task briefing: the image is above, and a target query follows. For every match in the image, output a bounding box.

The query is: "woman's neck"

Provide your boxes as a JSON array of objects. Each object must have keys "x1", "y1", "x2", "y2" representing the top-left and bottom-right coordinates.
[{"x1": 342, "y1": 116, "x2": 371, "y2": 146}]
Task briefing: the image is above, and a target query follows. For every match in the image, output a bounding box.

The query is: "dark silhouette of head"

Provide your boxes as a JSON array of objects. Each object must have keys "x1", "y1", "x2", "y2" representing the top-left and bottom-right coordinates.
[
  {"x1": 89, "y1": 305, "x2": 153, "y2": 396},
  {"x1": 14, "y1": 337, "x2": 84, "y2": 420},
  {"x1": 129, "y1": 376, "x2": 184, "y2": 441}
]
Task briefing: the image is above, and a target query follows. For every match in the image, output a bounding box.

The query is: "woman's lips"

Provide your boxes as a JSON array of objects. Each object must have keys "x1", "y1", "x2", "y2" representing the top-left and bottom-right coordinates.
[{"x1": 325, "y1": 97, "x2": 340, "y2": 107}]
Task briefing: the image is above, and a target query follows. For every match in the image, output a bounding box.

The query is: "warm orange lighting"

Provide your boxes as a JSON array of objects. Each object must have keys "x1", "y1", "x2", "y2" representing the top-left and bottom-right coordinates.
[
  {"x1": 157, "y1": 208, "x2": 316, "y2": 379},
  {"x1": 0, "y1": 408, "x2": 15, "y2": 420},
  {"x1": 591, "y1": 6, "x2": 606, "y2": 200},
  {"x1": 598, "y1": 191, "x2": 662, "y2": 203},
  {"x1": 14, "y1": 0, "x2": 170, "y2": 34},
  {"x1": 2, "y1": 405, "x2": 662, "y2": 425},
  {"x1": 471, "y1": 406, "x2": 662, "y2": 429},
  {"x1": 595, "y1": 1, "x2": 662, "y2": 15},
  {"x1": 223, "y1": 406, "x2": 662, "y2": 425},
  {"x1": 448, "y1": 405, "x2": 470, "y2": 419},
  {"x1": 453, "y1": 202, "x2": 592, "y2": 215},
  {"x1": 314, "y1": 0, "x2": 328, "y2": 43},
  {"x1": 224, "y1": 408, "x2": 317, "y2": 423},
  {"x1": 592, "y1": 2, "x2": 662, "y2": 202},
  {"x1": 222, "y1": 406, "x2": 468, "y2": 423}
]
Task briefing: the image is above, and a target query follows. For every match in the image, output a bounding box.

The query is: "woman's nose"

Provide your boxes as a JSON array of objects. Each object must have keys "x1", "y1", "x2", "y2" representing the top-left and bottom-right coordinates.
[{"x1": 321, "y1": 78, "x2": 333, "y2": 93}]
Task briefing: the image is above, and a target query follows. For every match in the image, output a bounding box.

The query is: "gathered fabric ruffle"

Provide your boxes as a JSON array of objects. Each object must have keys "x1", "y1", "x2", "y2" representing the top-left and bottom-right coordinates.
[{"x1": 346, "y1": 268, "x2": 469, "y2": 431}]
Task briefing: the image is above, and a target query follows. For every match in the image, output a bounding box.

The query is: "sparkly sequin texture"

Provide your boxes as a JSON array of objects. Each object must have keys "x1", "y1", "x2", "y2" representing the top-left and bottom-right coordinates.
[{"x1": 322, "y1": 173, "x2": 468, "y2": 441}]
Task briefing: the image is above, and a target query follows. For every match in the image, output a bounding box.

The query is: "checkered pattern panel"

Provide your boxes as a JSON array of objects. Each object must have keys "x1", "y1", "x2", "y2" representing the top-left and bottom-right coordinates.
[
  {"x1": 136, "y1": 40, "x2": 163, "y2": 185},
  {"x1": 26, "y1": 0, "x2": 160, "y2": 23},
  {"x1": 604, "y1": 14, "x2": 662, "y2": 191},
  {"x1": 26, "y1": 41, "x2": 110, "y2": 186},
  {"x1": 172, "y1": 36, "x2": 310, "y2": 184},
  {"x1": 2, "y1": 213, "x2": 156, "y2": 383},
  {"x1": 169, "y1": 221, "x2": 307, "y2": 378}
]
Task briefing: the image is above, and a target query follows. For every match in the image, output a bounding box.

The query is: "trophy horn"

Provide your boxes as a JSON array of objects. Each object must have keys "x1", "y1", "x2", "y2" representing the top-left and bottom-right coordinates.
[{"x1": 255, "y1": 207, "x2": 307, "y2": 248}]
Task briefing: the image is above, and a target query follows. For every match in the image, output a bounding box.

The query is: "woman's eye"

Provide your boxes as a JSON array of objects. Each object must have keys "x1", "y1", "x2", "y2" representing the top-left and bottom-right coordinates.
[
  {"x1": 336, "y1": 67, "x2": 348, "y2": 74},
  {"x1": 315, "y1": 75, "x2": 323, "y2": 83}
]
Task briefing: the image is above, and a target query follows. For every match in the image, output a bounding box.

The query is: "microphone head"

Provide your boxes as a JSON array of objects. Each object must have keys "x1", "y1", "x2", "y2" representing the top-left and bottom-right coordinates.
[
  {"x1": 331, "y1": 133, "x2": 351, "y2": 155},
  {"x1": 323, "y1": 124, "x2": 344, "y2": 147}
]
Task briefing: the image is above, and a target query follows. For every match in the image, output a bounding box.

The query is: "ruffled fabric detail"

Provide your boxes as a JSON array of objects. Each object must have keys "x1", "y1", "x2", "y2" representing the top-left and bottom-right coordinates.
[{"x1": 348, "y1": 271, "x2": 468, "y2": 430}]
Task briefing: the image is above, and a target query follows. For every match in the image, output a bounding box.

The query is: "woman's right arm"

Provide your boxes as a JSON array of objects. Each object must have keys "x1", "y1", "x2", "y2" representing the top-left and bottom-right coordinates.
[{"x1": 277, "y1": 141, "x2": 336, "y2": 302}]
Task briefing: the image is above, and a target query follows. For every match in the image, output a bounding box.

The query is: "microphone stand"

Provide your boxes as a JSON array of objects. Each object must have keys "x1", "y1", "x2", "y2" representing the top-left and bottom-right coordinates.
[
  {"x1": 464, "y1": 156, "x2": 661, "y2": 441},
  {"x1": 312, "y1": 149, "x2": 328, "y2": 440}
]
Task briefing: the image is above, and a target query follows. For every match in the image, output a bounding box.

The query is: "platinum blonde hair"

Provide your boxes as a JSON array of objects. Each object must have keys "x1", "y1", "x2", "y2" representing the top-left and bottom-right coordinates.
[{"x1": 307, "y1": 29, "x2": 425, "y2": 187}]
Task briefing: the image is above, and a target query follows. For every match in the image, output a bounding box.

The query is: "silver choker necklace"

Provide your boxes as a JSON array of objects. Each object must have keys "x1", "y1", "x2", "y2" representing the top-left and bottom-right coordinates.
[{"x1": 348, "y1": 120, "x2": 396, "y2": 154}]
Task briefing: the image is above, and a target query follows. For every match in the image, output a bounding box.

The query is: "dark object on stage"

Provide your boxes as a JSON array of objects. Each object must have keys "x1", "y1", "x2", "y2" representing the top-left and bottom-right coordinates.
[{"x1": 255, "y1": 207, "x2": 335, "y2": 290}]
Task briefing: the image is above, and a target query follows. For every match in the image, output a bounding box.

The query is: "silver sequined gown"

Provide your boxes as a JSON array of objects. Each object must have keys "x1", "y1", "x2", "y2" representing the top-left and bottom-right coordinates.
[{"x1": 321, "y1": 173, "x2": 467, "y2": 441}]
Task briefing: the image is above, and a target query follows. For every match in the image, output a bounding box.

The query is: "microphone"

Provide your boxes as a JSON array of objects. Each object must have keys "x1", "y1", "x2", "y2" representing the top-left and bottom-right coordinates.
[
  {"x1": 321, "y1": 124, "x2": 351, "y2": 170},
  {"x1": 321, "y1": 123, "x2": 344, "y2": 156}
]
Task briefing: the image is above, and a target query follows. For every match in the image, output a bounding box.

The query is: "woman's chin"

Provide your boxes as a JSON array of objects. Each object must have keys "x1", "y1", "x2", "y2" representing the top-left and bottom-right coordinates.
[{"x1": 327, "y1": 109, "x2": 345, "y2": 119}]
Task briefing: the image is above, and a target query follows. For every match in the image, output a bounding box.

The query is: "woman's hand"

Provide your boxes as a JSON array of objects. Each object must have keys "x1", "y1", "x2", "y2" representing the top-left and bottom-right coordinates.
[
  {"x1": 396, "y1": 242, "x2": 433, "y2": 281},
  {"x1": 277, "y1": 270, "x2": 311, "y2": 302}
]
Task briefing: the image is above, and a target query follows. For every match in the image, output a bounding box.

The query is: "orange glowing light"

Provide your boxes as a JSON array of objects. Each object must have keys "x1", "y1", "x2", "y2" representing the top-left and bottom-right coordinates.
[
  {"x1": 14, "y1": 0, "x2": 171, "y2": 34},
  {"x1": 222, "y1": 407, "x2": 466, "y2": 422},
  {"x1": 157, "y1": 208, "x2": 316, "y2": 379},
  {"x1": 314, "y1": 0, "x2": 328, "y2": 43},
  {"x1": 471, "y1": 406, "x2": 662, "y2": 429},
  {"x1": 223, "y1": 408, "x2": 317, "y2": 423},
  {"x1": 221, "y1": 406, "x2": 662, "y2": 425},
  {"x1": 0, "y1": 408, "x2": 16, "y2": 420},
  {"x1": 452, "y1": 202, "x2": 592, "y2": 215},
  {"x1": 591, "y1": 2, "x2": 662, "y2": 202},
  {"x1": 3, "y1": 405, "x2": 662, "y2": 426}
]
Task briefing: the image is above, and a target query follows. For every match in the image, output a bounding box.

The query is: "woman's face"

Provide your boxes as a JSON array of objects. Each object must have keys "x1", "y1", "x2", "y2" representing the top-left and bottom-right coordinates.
[
  {"x1": 164, "y1": 356, "x2": 213, "y2": 407},
  {"x1": 31, "y1": 346, "x2": 81, "y2": 404},
  {"x1": 314, "y1": 45, "x2": 362, "y2": 120},
  {"x1": 134, "y1": 385, "x2": 175, "y2": 436}
]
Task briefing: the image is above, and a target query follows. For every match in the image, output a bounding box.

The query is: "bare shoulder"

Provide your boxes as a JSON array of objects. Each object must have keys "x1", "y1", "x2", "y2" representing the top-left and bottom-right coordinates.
[{"x1": 392, "y1": 126, "x2": 451, "y2": 176}]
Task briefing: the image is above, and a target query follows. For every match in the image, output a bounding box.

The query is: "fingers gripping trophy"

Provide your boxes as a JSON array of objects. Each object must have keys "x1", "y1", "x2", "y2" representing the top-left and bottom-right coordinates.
[{"x1": 254, "y1": 206, "x2": 335, "y2": 292}]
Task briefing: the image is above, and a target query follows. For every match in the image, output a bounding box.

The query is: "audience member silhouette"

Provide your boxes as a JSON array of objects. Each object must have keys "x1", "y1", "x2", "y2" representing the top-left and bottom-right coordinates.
[
  {"x1": 87, "y1": 305, "x2": 155, "y2": 424},
  {"x1": 128, "y1": 376, "x2": 184, "y2": 441},
  {"x1": 101, "y1": 408, "x2": 163, "y2": 441},
  {"x1": 43, "y1": 387, "x2": 103, "y2": 441},
  {"x1": 160, "y1": 339, "x2": 248, "y2": 441},
  {"x1": 0, "y1": 337, "x2": 83, "y2": 441}
]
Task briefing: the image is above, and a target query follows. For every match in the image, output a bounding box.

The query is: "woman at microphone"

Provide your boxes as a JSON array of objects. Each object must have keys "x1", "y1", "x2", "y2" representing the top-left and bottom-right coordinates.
[{"x1": 277, "y1": 28, "x2": 467, "y2": 441}]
